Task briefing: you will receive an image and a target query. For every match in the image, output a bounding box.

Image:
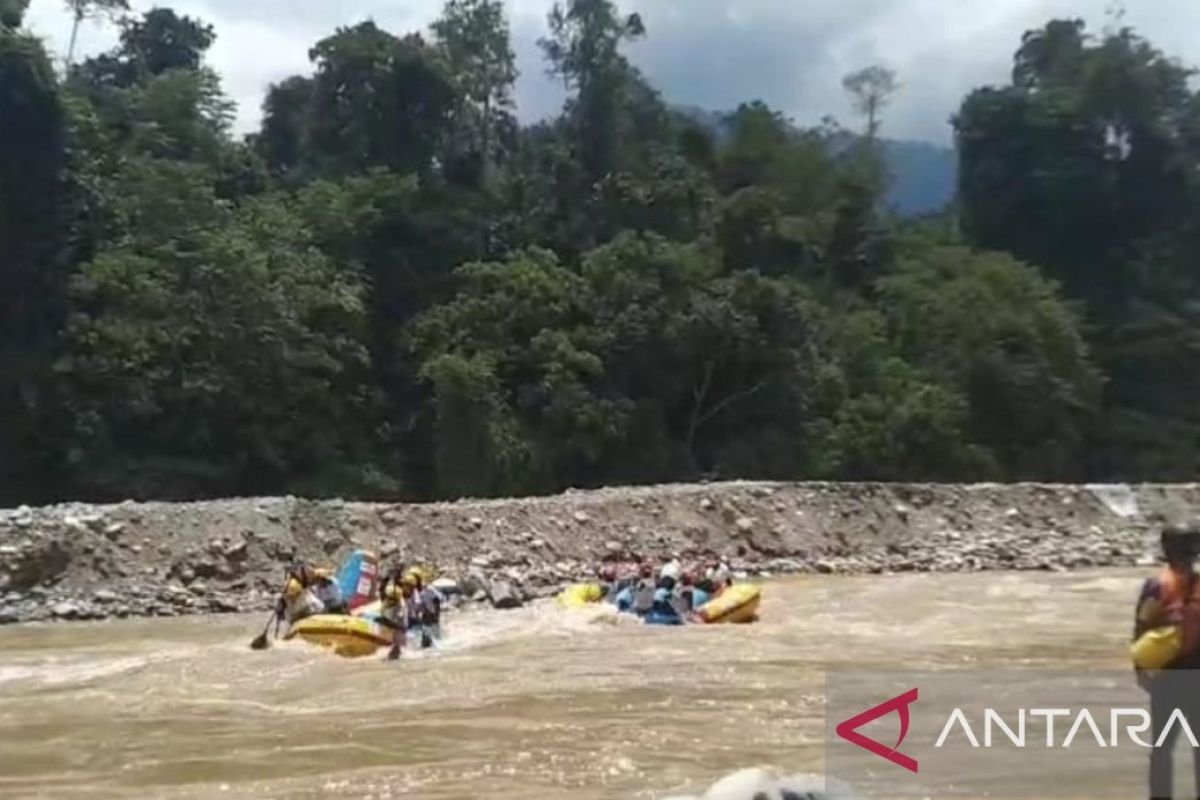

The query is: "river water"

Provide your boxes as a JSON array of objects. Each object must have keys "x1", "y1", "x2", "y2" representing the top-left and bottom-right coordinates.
[{"x1": 0, "y1": 570, "x2": 1144, "y2": 799}]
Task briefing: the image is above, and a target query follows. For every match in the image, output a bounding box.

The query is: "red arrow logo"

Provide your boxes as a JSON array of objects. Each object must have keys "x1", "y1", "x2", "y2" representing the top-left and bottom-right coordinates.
[{"x1": 835, "y1": 687, "x2": 920, "y2": 773}]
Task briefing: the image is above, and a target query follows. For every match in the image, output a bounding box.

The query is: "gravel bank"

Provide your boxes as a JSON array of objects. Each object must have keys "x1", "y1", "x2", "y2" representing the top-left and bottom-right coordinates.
[{"x1": 0, "y1": 482, "x2": 1196, "y2": 625}]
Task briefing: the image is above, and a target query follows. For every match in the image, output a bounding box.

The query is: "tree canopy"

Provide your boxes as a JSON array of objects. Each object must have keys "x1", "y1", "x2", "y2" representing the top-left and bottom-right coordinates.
[{"x1": 0, "y1": 6, "x2": 1193, "y2": 504}]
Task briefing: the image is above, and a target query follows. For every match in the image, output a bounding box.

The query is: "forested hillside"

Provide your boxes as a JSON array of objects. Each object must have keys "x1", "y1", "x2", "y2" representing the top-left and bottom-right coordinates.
[
  {"x1": 0, "y1": 1, "x2": 1195, "y2": 504},
  {"x1": 675, "y1": 105, "x2": 956, "y2": 216}
]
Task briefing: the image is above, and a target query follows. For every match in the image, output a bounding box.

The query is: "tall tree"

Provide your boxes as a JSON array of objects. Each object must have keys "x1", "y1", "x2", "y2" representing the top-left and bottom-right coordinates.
[
  {"x1": 258, "y1": 76, "x2": 313, "y2": 178},
  {"x1": 0, "y1": 28, "x2": 72, "y2": 502},
  {"x1": 842, "y1": 65, "x2": 899, "y2": 141},
  {"x1": 540, "y1": 0, "x2": 645, "y2": 182},
  {"x1": 431, "y1": 0, "x2": 517, "y2": 187},
  {"x1": 306, "y1": 23, "x2": 457, "y2": 177},
  {"x1": 64, "y1": 0, "x2": 127, "y2": 66}
]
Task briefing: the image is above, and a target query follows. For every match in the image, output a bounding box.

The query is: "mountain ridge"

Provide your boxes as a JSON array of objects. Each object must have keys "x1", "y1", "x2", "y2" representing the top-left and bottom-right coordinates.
[{"x1": 674, "y1": 105, "x2": 957, "y2": 216}]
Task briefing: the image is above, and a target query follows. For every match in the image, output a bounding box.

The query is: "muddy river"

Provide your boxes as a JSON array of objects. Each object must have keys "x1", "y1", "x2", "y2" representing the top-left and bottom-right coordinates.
[{"x1": 0, "y1": 571, "x2": 1145, "y2": 799}]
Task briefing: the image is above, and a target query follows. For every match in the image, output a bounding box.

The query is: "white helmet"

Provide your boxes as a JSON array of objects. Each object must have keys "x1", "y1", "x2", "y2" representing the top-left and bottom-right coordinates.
[{"x1": 660, "y1": 560, "x2": 681, "y2": 581}]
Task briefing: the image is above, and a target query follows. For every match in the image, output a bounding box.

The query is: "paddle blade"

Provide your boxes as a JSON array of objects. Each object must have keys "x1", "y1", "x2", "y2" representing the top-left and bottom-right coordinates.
[{"x1": 250, "y1": 632, "x2": 270, "y2": 650}]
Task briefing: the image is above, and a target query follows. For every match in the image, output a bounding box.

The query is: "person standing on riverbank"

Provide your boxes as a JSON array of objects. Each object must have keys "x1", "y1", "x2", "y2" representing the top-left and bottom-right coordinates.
[{"x1": 1134, "y1": 524, "x2": 1200, "y2": 800}]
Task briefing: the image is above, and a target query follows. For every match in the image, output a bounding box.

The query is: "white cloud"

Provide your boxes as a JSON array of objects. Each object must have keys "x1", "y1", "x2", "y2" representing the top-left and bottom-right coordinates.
[{"x1": 21, "y1": 0, "x2": 1200, "y2": 143}]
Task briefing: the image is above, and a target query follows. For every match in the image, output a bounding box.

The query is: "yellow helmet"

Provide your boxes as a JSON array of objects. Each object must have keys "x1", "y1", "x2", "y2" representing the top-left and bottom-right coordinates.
[
  {"x1": 383, "y1": 582, "x2": 404, "y2": 602},
  {"x1": 312, "y1": 567, "x2": 333, "y2": 581},
  {"x1": 283, "y1": 577, "x2": 303, "y2": 599},
  {"x1": 400, "y1": 573, "x2": 419, "y2": 589}
]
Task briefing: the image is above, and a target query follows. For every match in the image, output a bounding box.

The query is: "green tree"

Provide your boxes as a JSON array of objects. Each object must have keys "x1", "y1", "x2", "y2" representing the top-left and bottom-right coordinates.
[
  {"x1": 258, "y1": 76, "x2": 313, "y2": 178},
  {"x1": 842, "y1": 65, "x2": 899, "y2": 141},
  {"x1": 65, "y1": 0, "x2": 128, "y2": 66},
  {"x1": 881, "y1": 243, "x2": 1101, "y2": 478},
  {"x1": 431, "y1": 0, "x2": 517, "y2": 187},
  {"x1": 540, "y1": 0, "x2": 645, "y2": 182},
  {"x1": 60, "y1": 193, "x2": 389, "y2": 499},
  {"x1": 306, "y1": 23, "x2": 457, "y2": 178},
  {"x1": 0, "y1": 0, "x2": 29, "y2": 29},
  {"x1": 0, "y1": 28, "x2": 73, "y2": 503},
  {"x1": 956, "y1": 19, "x2": 1200, "y2": 479}
]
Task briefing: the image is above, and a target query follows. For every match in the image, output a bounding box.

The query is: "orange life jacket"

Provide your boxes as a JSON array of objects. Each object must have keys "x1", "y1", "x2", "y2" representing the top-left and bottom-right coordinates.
[{"x1": 1157, "y1": 567, "x2": 1200, "y2": 658}]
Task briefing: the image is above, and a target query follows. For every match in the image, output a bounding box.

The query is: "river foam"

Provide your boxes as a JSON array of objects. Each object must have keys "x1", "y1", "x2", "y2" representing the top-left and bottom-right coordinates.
[{"x1": 658, "y1": 768, "x2": 855, "y2": 800}]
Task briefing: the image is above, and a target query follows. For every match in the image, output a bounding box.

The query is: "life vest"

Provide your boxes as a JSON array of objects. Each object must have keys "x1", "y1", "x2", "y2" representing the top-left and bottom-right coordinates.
[
  {"x1": 312, "y1": 578, "x2": 344, "y2": 611},
  {"x1": 1160, "y1": 568, "x2": 1200, "y2": 648},
  {"x1": 650, "y1": 588, "x2": 682, "y2": 620},
  {"x1": 632, "y1": 580, "x2": 655, "y2": 615},
  {"x1": 284, "y1": 587, "x2": 323, "y2": 623},
  {"x1": 1132, "y1": 568, "x2": 1200, "y2": 670}
]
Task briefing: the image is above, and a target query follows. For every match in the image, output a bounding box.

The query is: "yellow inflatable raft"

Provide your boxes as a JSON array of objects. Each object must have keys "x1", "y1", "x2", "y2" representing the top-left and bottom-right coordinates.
[
  {"x1": 696, "y1": 583, "x2": 761, "y2": 625},
  {"x1": 558, "y1": 583, "x2": 605, "y2": 608},
  {"x1": 285, "y1": 605, "x2": 394, "y2": 658}
]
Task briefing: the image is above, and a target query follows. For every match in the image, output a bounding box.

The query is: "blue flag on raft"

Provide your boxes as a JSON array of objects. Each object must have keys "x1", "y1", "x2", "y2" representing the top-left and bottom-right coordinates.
[{"x1": 335, "y1": 549, "x2": 380, "y2": 612}]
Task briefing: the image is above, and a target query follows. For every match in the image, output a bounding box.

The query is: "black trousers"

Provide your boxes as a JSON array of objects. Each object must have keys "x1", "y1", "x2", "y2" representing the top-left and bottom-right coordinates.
[{"x1": 1149, "y1": 670, "x2": 1200, "y2": 799}]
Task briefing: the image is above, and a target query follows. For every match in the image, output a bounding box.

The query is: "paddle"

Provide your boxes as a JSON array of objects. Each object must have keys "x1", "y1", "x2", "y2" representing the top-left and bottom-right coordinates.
[{"x1": 249, "y1": 609, "x2": 279, "y2": 650}]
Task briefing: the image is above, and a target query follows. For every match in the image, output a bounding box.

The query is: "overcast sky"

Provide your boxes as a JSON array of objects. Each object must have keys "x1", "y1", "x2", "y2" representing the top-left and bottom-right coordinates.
[{"x1": 22, "y1": 0, "x2": 1200, "y2": 144}]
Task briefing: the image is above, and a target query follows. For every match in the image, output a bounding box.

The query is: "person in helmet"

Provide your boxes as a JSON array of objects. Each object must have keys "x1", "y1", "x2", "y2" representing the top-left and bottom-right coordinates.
[
  {"x1": 675, "y1": 569, "x2": 709, "y2": 615},
  {"x1": 614, "y1": 563, "x2": 640, "y2": 595},
  {"x1": 1136, "y1": 523, "x2": 1200, "y2": 799},
  {"x1": 596, "y1": 564, "x2": 620, "y2": 600},
  {"x1": 380, "y1": 571, "x2": 418, "y2": 661},
  {"x1": 275, "y1": 563, "x2": 326, "y2": 626},
  {"x1": 698, "y1": 561, "x2": 733, "y2": 597},
  {"x1": 310, "y1": 567, "x2": 347, "y2": 615},
  {"x1": 649, "y1": 584, "x2": 687, "y2": 624},
  {"x1": 405, "y1": 568, "x2": 442, "y2": 648},
  {"x1": 630, "y1": 562, "x2": 657, "y2": 616}
]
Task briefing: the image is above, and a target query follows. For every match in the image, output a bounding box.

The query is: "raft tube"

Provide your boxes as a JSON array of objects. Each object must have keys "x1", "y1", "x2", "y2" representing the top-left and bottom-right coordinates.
[
  {"x1": 285, "y1": 613, "x2": 393, "y2": 658},
  {"x1": 286, "y1": 597, "x2": 444, "y2": 658},
  {"x1": 695, "y1": 583, "x2": 761, "y2": 624},
  {"x1": 558, "y1": 582, "x2": 605, "y2": 608}
]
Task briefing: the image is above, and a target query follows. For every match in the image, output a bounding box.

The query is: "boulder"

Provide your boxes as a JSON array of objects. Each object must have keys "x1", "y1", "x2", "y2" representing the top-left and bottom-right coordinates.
[
  {"x1": 51, "y1": 601, "x2": 80, "y2": 619},
  {"x1": 208, "y1": 595, "x2": 241, "y2": 613},
  {"x1": 431, "y1": 577, "x2": 460, "y2": 596},
  {"x1": 460, "y1": 567, "x2": 488, "y2": 598},
  {"x1": 487, "y1": 579, "x2": 524, "y2": 610},
  {"x1": 223, "y1": 540, "x2": 248, "y2": 560}
]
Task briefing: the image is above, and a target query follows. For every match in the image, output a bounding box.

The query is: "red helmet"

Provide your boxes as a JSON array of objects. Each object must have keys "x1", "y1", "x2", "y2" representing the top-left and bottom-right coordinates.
[
  {"x1": 598, "y1": 565, "x2": 618, "y2": 582},
  {"x1": 681, "y1": 570, "x2": 696, "y2": 586}
]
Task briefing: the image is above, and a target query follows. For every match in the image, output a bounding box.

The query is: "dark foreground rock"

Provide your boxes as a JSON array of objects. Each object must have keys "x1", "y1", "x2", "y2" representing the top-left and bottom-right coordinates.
[{"x1": 0, "y1": 482, "x2": 1196, "y2": 625}]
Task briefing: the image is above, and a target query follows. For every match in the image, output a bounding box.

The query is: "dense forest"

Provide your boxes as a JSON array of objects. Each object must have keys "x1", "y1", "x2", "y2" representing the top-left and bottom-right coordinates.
[{"x1": 1, "y1": 0, "x2": 1197, "y2": 504}]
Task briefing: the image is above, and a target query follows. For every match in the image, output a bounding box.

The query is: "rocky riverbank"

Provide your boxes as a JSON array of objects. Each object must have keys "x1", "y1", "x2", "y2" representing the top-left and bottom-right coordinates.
[{"x1": 0, "y1": 482, "x2": 1196, "y2": 625}]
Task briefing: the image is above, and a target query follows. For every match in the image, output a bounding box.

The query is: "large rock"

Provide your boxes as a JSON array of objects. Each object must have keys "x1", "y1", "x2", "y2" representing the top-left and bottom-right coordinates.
[
  {"x1": 486, "y1": 578, "x2": 524, "y2": 610},
  {"x1": 460, "y1": 567, "x2": 489, "y2": 598},
  {"x1": 51, "y1": 601, "x2": 81, "y2": 620}
]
